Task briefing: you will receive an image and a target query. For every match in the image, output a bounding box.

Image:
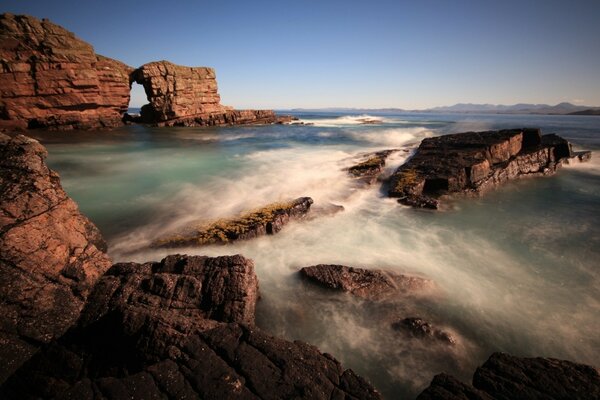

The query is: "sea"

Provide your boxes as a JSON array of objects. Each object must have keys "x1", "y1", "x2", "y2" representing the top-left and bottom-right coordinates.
[{"x1": 30, "y1": 111, "x2": 600, "y2": 399}]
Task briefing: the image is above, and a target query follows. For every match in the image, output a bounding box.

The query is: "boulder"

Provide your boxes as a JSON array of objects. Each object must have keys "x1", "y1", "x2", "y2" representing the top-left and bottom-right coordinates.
[
  {"x1": 417, "y1": 352, "x2": 600, "y2": 400},
  {"x1": 0, "y1": 133, "x2": 112, "y2": 383},
  {"x1": 153, "y1": 197, "x2": 313, "y2": 248},
  {"x1": 388, "y1": 128, "x2": 592, "y2": 209},
  {"x1": 1, "y1": 253, "x2": 381, "y2": 400},
  {"x1": 131, "y1": 61, "x2": 284, "y2": 127},
  {"x1": 0, "y1": 13, "x2": 132, "y2": 130},
  {"x1": 299, "y1": 264, "x2": 431, "y2": 300}
]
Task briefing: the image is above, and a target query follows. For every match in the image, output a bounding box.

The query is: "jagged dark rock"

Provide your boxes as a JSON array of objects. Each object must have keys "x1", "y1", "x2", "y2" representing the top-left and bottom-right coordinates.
[
  {"x1": 391, "y1": 317, "x2": 456, "y2": 345},
  {"x1": 0, "y1": 133, "x2": 112, "y2": 383},
  {"x1": 299, "y1": 264, "x2": 432, "y2": 300},
  {"x1": 153, "y1": 197, "x2": 313, "y2": 248},
  {"x1": 417, "y1": 352, "x2": 600, "y2": 400},
  {"x1": 388, "y1": 128, "x2": 592, "y2": 209},
  {"x1": 348, "y1": 149, "x2": 398, "y2": 185},
  {"x1": 0, "y1": 254, "x2": 381, "y2": 400}
]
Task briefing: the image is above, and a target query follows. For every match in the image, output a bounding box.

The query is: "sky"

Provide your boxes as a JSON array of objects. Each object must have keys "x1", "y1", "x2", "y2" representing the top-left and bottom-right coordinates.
[{"x1": 3, "y1": 0, "x2": 600, "y2": 109}]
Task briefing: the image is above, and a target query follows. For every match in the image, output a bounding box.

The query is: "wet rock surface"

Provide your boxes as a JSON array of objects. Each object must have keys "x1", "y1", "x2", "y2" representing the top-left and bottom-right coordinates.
[
  {"x1": 0, "y1": 254, "x2": 380, "y2": 400},
  {"x1": 348, "y1": 149, "x2": 399, "y2": 185},
  {"x1": 388, "y1": 128, "x2": 592, "y2": 209},
  {"x1": 0, "y1": 133, "x2": 112, "y2": 383},
  {"x1": 0, "y1": 13, "x2": 132, "y2": 130},
  {"x1": 417, "y1": 352, "x2": 600, "y2": 400},
  {"x1": 300, "y1": 264, "x2": 432, "y2": 300},
  {"x1": 153, "y1": 197, "x2": 313, "y2": 248},
  {"x1": 392, "y1": 317, "x2": 456, "y2": 345}
]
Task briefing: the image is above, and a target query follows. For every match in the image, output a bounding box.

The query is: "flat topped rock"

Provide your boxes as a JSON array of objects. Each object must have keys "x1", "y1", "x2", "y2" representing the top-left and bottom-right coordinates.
[
  {"x1": 417, "y1": 352, "x2": 600, "y2": 400},
  {"x1": 299, "y1": 264, "x2": 432, "y2": 300},
  {"x1": 153, "y1": 197, "x2": 313, "y2": 248},
  {"x1": 388, "y1": 128, "x2": 591, "y2": 209}
]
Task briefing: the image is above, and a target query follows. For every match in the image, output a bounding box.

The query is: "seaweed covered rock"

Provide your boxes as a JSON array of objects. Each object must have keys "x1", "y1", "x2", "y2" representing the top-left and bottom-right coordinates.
[
  {"x1": 299, "y1": 264, "x2": 432, "y2": 300},
  {"x1": 153, "y1": 197, "x2": 313, "y2": 248},
  {"x1": 388, "y1": 128, "x2": 592, "y2": 209},
  {"x1": 0, "y1": 13, "x2": 132, "y2": 130},
  {"x1": 417, "y1": 352, "x2": 600, "y2": 400},
  {"x1": 348, "y1": 149, "x2": 399, "y2": 185},
  {"x1": 0, "y1": 134, "x2": 111, "y2": 383}
]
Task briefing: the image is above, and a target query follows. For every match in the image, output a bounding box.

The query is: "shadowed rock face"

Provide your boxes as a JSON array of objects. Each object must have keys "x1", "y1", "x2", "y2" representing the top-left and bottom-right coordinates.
[
  {"x1": 131, "y1": 61, "x2": 285, "y2": 127},
  {"x1": 0, "y1": 13, "x2": 132, "y2": 130},
  {"x1": 0, "y1": 133, "x2": 112, "y2": 383},
  {"x1": 0, "y1": 254, "x2": 381, "y2": 400},
  {"x1": 300, "y1": 264, "x2": 432, "y2": 300},
  {"x1": 153, "y1": 197, "x2": 313, "y2": 248},
  {"x1": 388, "y1": 128, "x2": 592, "y2": 209},
  {"x1": 417, "y1": 352, "x2": 600, "y2": 400}
]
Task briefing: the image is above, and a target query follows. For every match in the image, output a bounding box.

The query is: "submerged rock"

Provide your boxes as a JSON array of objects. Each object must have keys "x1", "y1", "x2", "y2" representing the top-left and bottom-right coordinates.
[
  {"x1": 392, "y1": 317, "x2": 456, "y2": 345},
  {"x1": 1, "y1": 254, "x2": 381, "y2": 400},
  {"x1": 0, "y1": 134, "x2": 112, "y2": 383},
  {"x1": 388, "y1": 128, "x2": 592, "y2": 209},
  {"x1": 153, "y1": 197, "x2": 313, "y2": 248},
  {"x1": 299, "y1": 264, "x2": 431, "y2": 300},
  {"x1": 348, "y1": 149, "x2": 399, "y2": 185},
  {"x1": 417, "y1": 352, "x2": 600, "y2": 400},
  {"x1": 0, "y1": 13, "x2": 132, "y2": 130}
]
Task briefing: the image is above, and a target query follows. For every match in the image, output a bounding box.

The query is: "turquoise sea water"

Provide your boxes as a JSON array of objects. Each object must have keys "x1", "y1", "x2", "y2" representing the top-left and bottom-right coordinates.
[{"x1": 31, "y1": 113, "x2": 600, "y2": 399}]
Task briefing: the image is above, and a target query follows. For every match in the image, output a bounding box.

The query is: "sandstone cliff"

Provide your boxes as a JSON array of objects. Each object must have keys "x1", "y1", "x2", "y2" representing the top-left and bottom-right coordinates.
[
  {"x1": 0, "y1": 13, "x2": 132, "y2": 130},
  {"x1": 132, "y1": 60, "x2": 285, "y2": 127},
  {"x1": 0, "y1": 133, "x2": 112, "y2": 383}
]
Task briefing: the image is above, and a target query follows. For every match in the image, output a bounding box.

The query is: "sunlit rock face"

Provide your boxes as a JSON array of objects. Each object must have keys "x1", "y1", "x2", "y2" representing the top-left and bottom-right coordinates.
[{"x1": 0, "y1": 13, "x2": 132, "y2": 130}]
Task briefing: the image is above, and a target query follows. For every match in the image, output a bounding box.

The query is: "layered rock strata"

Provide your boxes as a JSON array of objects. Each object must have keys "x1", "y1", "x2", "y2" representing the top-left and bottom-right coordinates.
[
  {"x1": 0, "y1": 134, "x2": 112, "y2": 383},
  {"x1": 153, "y1": 197, "x2": 313, "y2": 248},
  {"x1": 0, "y1": 13, "x2": 132, "y2": 130},
  {"x1": 299, "y1": 264, "x2": 431, "y2": 300},
  {"x1": 417, "y1": 352, "x2": 600, "y2": 400},
  {"x1": 1, "y1": 254, "x2": 380, "y2": 400},
  {"x1": 388, "y1": 128, "x2": 592, "y2": 209},
  {"x1": 131, "y1": 61, "x2": 288, "y2": 127}
]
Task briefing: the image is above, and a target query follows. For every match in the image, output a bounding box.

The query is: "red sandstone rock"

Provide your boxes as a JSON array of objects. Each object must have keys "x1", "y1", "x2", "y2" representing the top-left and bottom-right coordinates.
[
  {"x1": 0, "y1": 133, "x2": 112, "y2": 383},
  {"x1": 0, "y1": 13, "x2": 133, "y2": 130}
]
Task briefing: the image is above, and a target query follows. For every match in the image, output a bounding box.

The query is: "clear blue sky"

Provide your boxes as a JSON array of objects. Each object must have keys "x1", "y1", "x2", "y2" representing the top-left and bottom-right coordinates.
[{"x1": 3, "y1": 0, "x2": 600, "y2": 109}]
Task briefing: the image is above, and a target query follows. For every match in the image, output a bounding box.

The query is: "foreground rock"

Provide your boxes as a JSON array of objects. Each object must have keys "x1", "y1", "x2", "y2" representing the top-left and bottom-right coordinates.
[
  {"x1": 348, "y1": 149, "x2": 399, "y2": 185},
  {"x1": 1, "y1": 254, "x2": 380, "y2": 399},
  {"x1": 0, "y1": 134, "x2": 112, "y2": 383},
  {"x1": 392, "y1": 317, "x2": 456, "y2": 345},
  {"x1": 153, "y1": 197, "x2": 313, "y2": 248},
  {"x1": 300, "y1": 264, "x2": 432, "y2": 300},
  {"x1": 0, "y1": 13, "x2": 132, "y2": 130},
  {"x1": 388, "y1": 128, "x2": 592, "y2": 209},
  {"x1": 131, "y1": 61, "x2": 290, "y2": 127},
  {"x1": 417, "y1": 352, "x2": 600, "y2": 400}
]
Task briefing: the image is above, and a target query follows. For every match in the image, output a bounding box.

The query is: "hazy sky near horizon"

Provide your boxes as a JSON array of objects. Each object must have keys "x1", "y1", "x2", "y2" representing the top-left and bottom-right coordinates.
[{"x1": 4, "y1": 0, "x2": 600, "y2": 109}]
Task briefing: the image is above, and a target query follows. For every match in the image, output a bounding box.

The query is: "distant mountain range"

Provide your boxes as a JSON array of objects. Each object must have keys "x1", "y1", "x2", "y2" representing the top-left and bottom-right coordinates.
[{"x1": 289, "y1": 102, "x2": 600, "y2": 115}]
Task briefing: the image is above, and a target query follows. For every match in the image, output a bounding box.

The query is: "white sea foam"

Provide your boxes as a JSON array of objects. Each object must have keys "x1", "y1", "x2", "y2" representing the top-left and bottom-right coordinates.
[{"x1": 299, "y1": 114, "x2": 392, "y2": 127}]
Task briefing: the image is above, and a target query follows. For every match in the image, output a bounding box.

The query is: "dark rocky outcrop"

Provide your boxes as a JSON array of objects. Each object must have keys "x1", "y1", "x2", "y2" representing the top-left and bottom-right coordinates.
[
  {"x1": 348, "y1": 149, "x2": 399, "y2": 185},
  {"x1": 1, "y1": 254, "x2": 380, "y2": 399},
  {"x1": 131, "y1": 61, "x2": 289, "y2": 127},
  {"x1": 388, "y1": 128, "x2": 592, "y2": 209},
  {"x1": 0, "y1": 133, "x2": 112, "y2": 383},
  {"x1": 417, "y1": 352, "x2": 600, "y2": 400},
  {"x1": 153, "y1": 197, "x2": 313, "y2": 248},
  {"x1": 0, "y1": 13, "x2": 132, "y2": 130},
  {"x1": 300, "y1": 264, "x2": 432, "y2": 300},
  {"x1": 391, "y1": 317, "x2": 456, "y2": 345}
]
